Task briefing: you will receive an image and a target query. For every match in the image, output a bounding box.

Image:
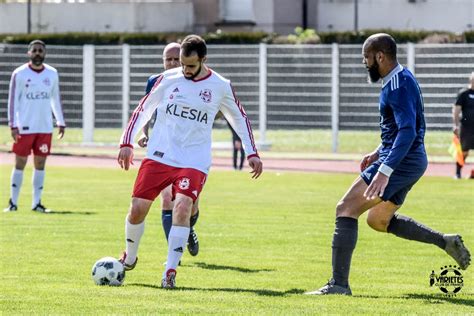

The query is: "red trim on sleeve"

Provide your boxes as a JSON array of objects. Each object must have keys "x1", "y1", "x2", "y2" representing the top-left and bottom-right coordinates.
[
  {"x1": 123, "y1": 74, "x2": 163, "y2": 144},
  {"x1": 10, "y1": 127, "x2": 18, "y2": 131},
  {"x1": 8, "y1": 72, "x2": 17, "y2": 127},
  {"x1": 120, "y1": 144, "x2": 134, "y2": 149},
  {"x1": 229, "y1": 82, "x2": 258, "y2": 153},
  {"x1": 247, "y1": 153, "x2": 260, "y2": 160}
]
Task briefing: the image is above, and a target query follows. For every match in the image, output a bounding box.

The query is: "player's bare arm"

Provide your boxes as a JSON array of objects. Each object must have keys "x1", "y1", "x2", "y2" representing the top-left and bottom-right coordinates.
[
  {"x1": 248, "y1": 156, "x2": 263, "y2": 179},
  {"x1": 117, "y1": 146, "x2": 134, "y2": 170}
]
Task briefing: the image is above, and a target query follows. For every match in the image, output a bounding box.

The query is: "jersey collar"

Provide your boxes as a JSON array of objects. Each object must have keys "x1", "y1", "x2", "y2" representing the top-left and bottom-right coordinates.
[
  {"x1": 382, "y1": 64, "x2": 403, "y2": 88},
  {"x1": 28, "y1": 63, "x2": 45, "y2": 74}
]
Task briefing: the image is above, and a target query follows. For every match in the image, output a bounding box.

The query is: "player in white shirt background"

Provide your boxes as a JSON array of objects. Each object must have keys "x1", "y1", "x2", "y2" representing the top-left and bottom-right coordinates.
[
  {"x1": 4, "y1": 40, "x2": 66, "y2": 213},
  {"x1": 117, "y1": 34, "x2": 263, "y2": 288},
  {"x1": 138, "y1": 42, "x2": 201, "y2": 260}
]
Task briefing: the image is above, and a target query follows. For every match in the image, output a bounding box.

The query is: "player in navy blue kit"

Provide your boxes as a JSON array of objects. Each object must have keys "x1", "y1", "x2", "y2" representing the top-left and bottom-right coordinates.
[{"x1": 306, "y1": 33, "x2": 471, "y2": 295}]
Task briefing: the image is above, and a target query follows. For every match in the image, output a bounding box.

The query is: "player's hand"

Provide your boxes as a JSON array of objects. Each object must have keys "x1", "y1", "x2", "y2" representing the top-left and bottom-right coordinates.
[
  {"x1": 453, "y1": 126, "x2": 460, "y2": 137},
  {"x1": 11, "y1": 128, "x2": 19, "y2": 143},
  {"x1": 360, "y1": 150, "x2": 379, "y2": 172},
  {"x1": 58, "y1": 126, "x2": 65, "y2": 140},
  {"x1": 137, "y1": 135, "x2": 148, "y2": 148},
  {"x1": 248, "y1": 156, "x2": 263, "y2": 179},
  {"x1": 363, "y1": 172, "x2": 389, "y2": 200},
  {"x1": 117, "y1": 146, "x2": 134, "y2": 170}
]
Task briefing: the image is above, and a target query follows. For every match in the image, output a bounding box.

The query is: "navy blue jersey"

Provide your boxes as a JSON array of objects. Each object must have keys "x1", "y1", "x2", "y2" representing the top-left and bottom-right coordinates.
[
  {"x1": 145, "y1": 74, "x2": 161, "y2": 94},
  {"x1": 378, "y1": 65, "x2": 426, "y2": 174}
]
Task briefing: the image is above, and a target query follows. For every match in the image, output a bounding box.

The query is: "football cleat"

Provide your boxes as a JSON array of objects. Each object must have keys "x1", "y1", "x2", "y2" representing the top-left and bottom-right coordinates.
[
  {"x1": 161, "y1": 269, "x2": 177, "y2": 289},
  {"x1": 118, "y1": 251, "x2": 138, "y2": 271},
  {"x1": 304, "y1": 279, "x2": 352, "y2": 296},
  {"x1": 3, "y1": 199, "x2": 18, "y2": 212},
  {"x1": 444, "y1": 234, "x2": 471, "y2": 270},
  {"x1": 187, "y1": 228, "x2": 199, "y2": 256},
  {"x1": 31, "y1": 201, "x2": 51, "y2": 213}
]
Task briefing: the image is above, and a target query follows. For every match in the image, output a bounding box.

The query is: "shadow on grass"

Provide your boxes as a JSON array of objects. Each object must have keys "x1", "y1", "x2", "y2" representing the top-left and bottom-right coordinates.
[
  {"x1": 192, "y1": 262, "x2": 274, "y2": 273},
  {"x1": 354, "y1": 293, "x2": 473, "y2": 307},
  {"x1": 47, "y1": 210, "x2": 96, "y2": 215},
  {"x1": 403, "y1": 293, "x2": 474, "y2": 307},
  {"x1": 129, "y1": 283, "x2": 304, "y2": 296}
]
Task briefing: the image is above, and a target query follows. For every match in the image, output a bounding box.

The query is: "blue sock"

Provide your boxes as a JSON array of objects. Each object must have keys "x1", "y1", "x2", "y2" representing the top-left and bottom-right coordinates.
[{"x1": 162, "y1": 210, "x2": 173, "y2": 241}]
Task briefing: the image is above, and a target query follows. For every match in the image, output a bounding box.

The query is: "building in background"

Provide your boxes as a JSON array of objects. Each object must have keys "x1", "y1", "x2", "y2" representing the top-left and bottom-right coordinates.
[{"x1": 0, "y1": 0, "x2": 472, "y2": 35}]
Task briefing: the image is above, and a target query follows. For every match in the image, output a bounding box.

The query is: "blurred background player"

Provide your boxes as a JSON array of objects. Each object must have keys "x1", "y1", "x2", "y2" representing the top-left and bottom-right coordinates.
[
  {"x1": 137, "y1": 42, "x2": 200, "y2": 258},
  {"x1": 117, "y1": 35, "x2": 263, "y2": 288},
  {"x1": 227, "y1": 119, "x2": 245, "y2": 170},
  {"x1": 4, "y1": 40, "x2": 66, "y2": 213},
  {"x1": 452, "y1": 72, "x2": 474, "y2": 179},
  {"x1": 306, "y1": 33, "x2": 470, "y2": 296}
]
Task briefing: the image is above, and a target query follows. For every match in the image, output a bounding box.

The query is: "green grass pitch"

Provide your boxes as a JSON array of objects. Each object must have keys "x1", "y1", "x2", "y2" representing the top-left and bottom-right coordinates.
[{"x1": 0, "y1": 165, "x2": 473, "y2": 314}]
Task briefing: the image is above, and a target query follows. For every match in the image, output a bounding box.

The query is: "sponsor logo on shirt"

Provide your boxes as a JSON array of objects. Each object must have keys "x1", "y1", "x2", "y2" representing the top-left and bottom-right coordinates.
[
  {"x1": 199, "y1": 89, "x2": 212, "y2": 103},
  {"x1": 26, "y1": 91, "x2": 50, "y2": 100},
  {"x1": 153, "y1": 150, "x2": 164, "y2": 158},
  {"x1": 166, "y1": 103, "x2": 208, "y2": 124}
]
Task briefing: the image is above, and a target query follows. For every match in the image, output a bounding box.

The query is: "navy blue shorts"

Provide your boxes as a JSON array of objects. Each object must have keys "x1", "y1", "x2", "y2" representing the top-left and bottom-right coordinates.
[{"x1": 360, "y1": 154, "x2": 428, "y2": 206}]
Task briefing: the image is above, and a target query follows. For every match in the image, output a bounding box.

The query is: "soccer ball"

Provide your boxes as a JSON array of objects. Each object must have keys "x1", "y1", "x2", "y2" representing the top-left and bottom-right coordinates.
[{"x1": 91, "y1": 257, "x2": 125, "y2": 286}]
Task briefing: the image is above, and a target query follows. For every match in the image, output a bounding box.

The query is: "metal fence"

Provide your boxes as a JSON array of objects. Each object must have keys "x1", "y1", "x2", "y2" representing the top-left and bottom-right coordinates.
[{"x1": 1, "y1": 43, "x2": 472, "y2": 143}]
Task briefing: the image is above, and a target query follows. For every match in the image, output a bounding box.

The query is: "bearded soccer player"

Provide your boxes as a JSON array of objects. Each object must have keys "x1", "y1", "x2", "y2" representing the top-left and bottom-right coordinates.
[
  {"x1": 4, "y1": 40, "x2": 66, "y2": 213},
  {"x1": 306, "y1": 33, "x2": 470, "y2": 295},
  {"x1": 117, "y1": 35, "x2": 263, "y2": 288},
  {"x1": 137, "y1": 42, "x2": 201, "y2": 258}
]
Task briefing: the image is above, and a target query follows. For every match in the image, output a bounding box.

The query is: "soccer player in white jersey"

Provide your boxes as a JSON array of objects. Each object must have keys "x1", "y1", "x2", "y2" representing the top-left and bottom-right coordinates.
[
  {"x1": 4, "y1": 40, "x2": 66, "y2": 213},
  {"x1": 117, "y1": 35, "x2": 263, "y2": 288},
  {"x1": 138, "y1": 42, "x2": 201, "y2": 258}
]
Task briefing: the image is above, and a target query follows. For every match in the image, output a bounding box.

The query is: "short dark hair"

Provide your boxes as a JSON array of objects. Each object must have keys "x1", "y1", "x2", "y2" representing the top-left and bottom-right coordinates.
[
  {"x1": 366, "y1": 33, "x2": 397, "y2": 60},
  {"x1": 28, "y1": 39, "x2": 46, "y2": 50},
  {"x1": 181, "y1": 35, "x2": 207, "y2": 59}
]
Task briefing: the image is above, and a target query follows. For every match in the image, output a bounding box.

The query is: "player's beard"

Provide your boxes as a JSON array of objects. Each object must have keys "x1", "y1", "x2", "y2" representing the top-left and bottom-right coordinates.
[
  {"x1": 367, "y1": 57, "x2": 381, "y2": 83},
  {"x1": 184, "y1": 62, "x2": 202, "y2": 80},
  {"x1": 30, "y1": 55, "x2": 44, "y2": 66}
]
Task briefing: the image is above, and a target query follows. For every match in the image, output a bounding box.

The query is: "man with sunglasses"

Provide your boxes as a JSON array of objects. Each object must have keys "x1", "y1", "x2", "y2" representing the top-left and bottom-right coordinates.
[{"x1": 4, "y1": 40, "x2": 66, "y2": 213}]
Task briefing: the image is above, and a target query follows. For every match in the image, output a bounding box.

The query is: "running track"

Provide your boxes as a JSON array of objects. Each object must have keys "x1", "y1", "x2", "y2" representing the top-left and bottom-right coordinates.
[{"x1": 0, "y1": 152, "x2": 467, "y2": 177}]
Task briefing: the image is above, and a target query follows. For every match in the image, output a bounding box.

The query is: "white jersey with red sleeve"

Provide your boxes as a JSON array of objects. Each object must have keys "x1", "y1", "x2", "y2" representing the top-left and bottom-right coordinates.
[
  {"x1": 120, "y1": 67, "x2": 259, "y2": 174},
  {"x1": 8, "y1": 63, "x2": 65, "y2": 134}
]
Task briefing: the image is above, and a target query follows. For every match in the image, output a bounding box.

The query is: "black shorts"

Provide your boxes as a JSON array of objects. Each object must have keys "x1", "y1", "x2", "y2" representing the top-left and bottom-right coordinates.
[{"x1": 460, "y1": 125, "x2": 474, "y2": 151}]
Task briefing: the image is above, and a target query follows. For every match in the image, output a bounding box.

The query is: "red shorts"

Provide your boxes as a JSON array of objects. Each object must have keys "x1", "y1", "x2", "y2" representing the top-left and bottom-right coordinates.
[
  {"x1": 12, "y1": 133, "x2": 52, "y2": 157},
  {"x1": 133, "y1": 159, "x2": 207, "y2": 202}
]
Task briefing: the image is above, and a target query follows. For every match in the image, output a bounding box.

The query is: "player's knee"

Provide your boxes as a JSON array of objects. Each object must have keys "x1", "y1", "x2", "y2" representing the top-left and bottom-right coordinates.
[
  {"x1": 366, "y1": 212, "x2": 389, "y2": 232},
  {"x1": 173, "y1": 197, "x2": 193, "y2": 224},
  {"x1": 160, "y1": 187, "x2": 174, "y2": 209},
  {"x1": 335, "y1": 200, "x2": 352, "y2": 217},
  {"x1": 128, "y1": 200, "x2": 148, "y2": 224}
]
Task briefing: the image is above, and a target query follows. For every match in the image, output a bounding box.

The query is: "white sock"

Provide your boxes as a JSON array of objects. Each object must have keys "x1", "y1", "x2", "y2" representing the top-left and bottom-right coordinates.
[
  {"x1": 125, "y1": 218, "x2": 145, "y2": 265},
  {"x1": 32, "y1": 169, "x2": 45, "y2": 207},
  {"x1": 10, "y1": 169, "x2": 23, "y2": 205},
  {"x1": 164, "y1": 226, "x2": 190, "y2": 275}
]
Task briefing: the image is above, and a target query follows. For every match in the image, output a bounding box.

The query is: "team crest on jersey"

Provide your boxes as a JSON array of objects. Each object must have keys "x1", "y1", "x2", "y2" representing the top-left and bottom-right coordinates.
[
  {"x1": 179, "y1": 177, "x2": 190, "y2": 190},
  {"x1": 43, "y1": 78, "x2": 51, "y2": 86},
  {"x1": 173, "y1": 87, "x2": 179, "y2": 93},
  {"x1": 199, "y1": 89, "x2": 212, "y2": 103}
]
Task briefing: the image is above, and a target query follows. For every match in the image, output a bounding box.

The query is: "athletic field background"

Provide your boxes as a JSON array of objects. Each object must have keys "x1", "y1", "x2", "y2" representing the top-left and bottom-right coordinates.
[{"x1": 0, "y1": 164, "x2": 472, "y2": 314}]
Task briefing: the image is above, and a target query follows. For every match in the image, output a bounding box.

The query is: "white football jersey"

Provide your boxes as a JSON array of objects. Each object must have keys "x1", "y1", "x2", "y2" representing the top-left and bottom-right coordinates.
[
  {"x1": 8, "y1": 63, "x2": 66, "y2": 134},
  {"x1": 121, "y1": 68, "x2": 259, "y2": 174}
]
